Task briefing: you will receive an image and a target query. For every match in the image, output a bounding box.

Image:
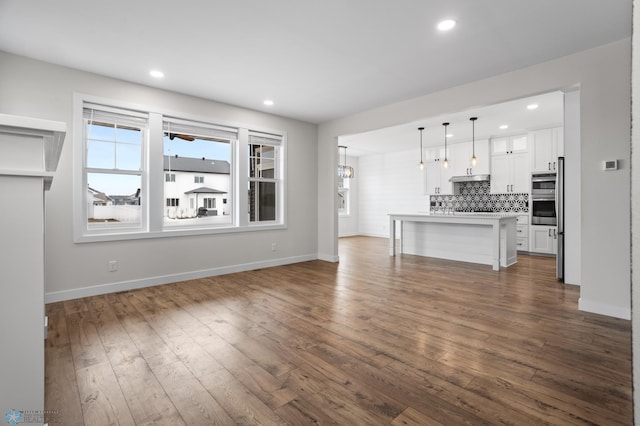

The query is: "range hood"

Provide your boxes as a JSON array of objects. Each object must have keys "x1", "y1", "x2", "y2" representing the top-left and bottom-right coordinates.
[{"x1": 449, "y1": 174, "x2": 491, "y2": 183}]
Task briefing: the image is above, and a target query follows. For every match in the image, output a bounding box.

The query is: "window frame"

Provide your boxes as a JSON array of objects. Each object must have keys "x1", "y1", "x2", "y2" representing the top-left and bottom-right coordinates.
[
  {"x1": 247, "y1": 133, "x2": 282, "y2": 224},
  {"x1": 73, "y1": 93, "x2": 287, "y2": 243},
  {"x1": 338, "y1": 176, "x2": 350, "y2": 217}
]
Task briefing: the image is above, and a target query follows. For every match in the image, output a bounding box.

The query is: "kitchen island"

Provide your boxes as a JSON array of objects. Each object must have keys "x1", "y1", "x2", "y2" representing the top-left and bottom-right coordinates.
[{"x1": 389, "y1": 213, "x2": 518, "y2": 270}]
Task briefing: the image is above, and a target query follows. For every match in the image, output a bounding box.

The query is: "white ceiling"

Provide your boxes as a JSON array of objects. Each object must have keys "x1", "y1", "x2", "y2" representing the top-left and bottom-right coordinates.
[
  {"x1": 0, "y1": 1, "x2": 631, "y2": 125},
  {"x1": 341, "y1": 90, "x2": 565, "y2": 157}
]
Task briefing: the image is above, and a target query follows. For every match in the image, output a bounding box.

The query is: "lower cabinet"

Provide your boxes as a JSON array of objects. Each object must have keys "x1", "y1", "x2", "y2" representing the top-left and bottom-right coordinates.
[
  {"x1": 516, "y1": 215, "x2": 529, "y2": 252},
  {"x1": 530, "y1": 225, "x2": 557, "y2": 254}
]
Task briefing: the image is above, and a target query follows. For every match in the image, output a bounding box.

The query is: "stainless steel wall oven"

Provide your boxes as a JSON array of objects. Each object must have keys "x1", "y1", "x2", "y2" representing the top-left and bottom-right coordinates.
[{"x1": 531, "y1": 173, "x2": 557, "y2": 225}]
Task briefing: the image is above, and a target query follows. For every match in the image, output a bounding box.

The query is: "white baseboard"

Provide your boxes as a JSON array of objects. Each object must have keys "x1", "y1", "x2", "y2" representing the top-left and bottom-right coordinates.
[
  {"x1": 358, "y1": 231, "x2": 388, "y2": 238},
  {"x1": 45, "y1": 254, "x2": 318, "y2": 303},
  {"x1": 578, "y1": 297, "x2": 631, "y2": 320},
  {"x1": 317, "y1": 253, "x2": 339, "y2": 262}
]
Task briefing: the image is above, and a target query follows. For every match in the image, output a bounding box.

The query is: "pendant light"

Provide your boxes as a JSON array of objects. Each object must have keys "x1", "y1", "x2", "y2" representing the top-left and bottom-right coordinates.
[
  {"x1": 417, "y1": 127, "x2": 425, "y2": 170},
  {"x1": 337, "y1": 145, "x2": 354, "y2": 179},
  {"x1": 442, "y1": 122, "x2": 449, "y2": 168},
  {"x1": 470, "y1": 117, "x2": 478, "y2": 166}
]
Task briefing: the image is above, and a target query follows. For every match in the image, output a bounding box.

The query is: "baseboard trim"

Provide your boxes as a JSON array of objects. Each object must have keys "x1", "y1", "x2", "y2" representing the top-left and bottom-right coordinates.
[
  {"x1": 358, "y1": 232, "x2": 388, "y2": 238},
  {"x1": 578, "y1": 297, "x2": 631, "y2": 320},
  {"x1": 317, "y1": 253, "x2": 339, "y2": 262},
  {"x1": 45, "y1": 254, "x2": 318, "y2": 303}
]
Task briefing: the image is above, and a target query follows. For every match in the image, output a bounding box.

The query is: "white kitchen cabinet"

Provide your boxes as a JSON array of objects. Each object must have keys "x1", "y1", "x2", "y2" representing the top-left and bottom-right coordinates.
[
  {"x1": 530, "y1": 225, "x2": 558, "y2": 254},
  {"x1": 555, "y1": 127, "x2": 564, "y2": 157},
  {"x1": 490, "y1": 152, "x2": 530, "y2": 194},
  {"x1": 516, "y1": 215, "x2": 529, "y2": 252},
  {"x1": 490, "y1": 135, "x2": 529, "y2": 194},
  {"x1": 425, "y1": 160, "x2": 452, "y2": 195},
  {"x1": 449, "y1": 139, "x2": 490, "y2": 176},
  {"x1": 530, "y1": 127, "x2": 564, "y2": 172},
  {"x1": 424, "y1": 146, "x2": 445, "y2": 163},
  {"x1": 0, "y1": 114, "x2": 65, "y2": 421},
  {"x1": 490, "y1": 134, "x2": 528, "y2": 156}
]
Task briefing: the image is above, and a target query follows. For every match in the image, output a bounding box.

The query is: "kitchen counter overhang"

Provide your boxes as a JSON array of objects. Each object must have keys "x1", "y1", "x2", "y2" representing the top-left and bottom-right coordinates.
[{"x1": 389, "y1": 213, "x2": 518, "y2": 270}]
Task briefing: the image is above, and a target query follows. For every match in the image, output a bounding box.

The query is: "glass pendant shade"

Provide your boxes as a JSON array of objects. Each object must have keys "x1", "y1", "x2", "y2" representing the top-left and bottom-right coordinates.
[
  {"x1": 470, "y1": 117, "x2": 478, "y2": 167},
  {"x1": 338, "y1": 145, "x2": 354, "y2": 178}
]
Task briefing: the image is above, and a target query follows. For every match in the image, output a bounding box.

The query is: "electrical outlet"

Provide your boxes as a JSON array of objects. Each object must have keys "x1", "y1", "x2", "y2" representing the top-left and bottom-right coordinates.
[
  {"x1": 108, "y1": 260, "x2": 118, "y2": 272},
  {"x1": 271, "y1": 243, "x2": 277, "y2": 252}
]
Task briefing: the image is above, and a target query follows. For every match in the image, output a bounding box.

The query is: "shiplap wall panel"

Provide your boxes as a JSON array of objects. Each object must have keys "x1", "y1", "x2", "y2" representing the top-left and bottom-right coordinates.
[{"x1": 358, "y1": 150, "x2": 429, "y2": 237}]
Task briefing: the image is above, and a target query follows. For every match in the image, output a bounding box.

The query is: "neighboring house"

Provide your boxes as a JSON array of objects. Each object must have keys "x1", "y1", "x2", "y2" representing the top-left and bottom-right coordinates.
[
  {"x1": 88, "y1": 186, "x2": 112, "y2": 206},
  {"x1": 110, "y1": 189, "x2": 140, "y2": 206},
  {"x1": 163, "y1": 155, "x2": 231, "y2": 218},
  {"x1": 87, "y1": 186, "x2": 112, "y2": 220}
]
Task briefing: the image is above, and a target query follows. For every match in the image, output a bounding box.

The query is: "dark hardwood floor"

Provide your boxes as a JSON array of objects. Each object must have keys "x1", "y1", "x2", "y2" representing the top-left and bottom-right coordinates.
[{"x1": 45, "y1": 236, "x2": 632, "y2": 425}]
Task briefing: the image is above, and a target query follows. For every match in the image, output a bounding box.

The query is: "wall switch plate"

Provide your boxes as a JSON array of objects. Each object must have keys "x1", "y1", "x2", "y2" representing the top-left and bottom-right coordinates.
[
  {"x1": 271, "y1": 243, "x2": 277, "y2": 252},
  {"x1": 108, "y1": 260, "x2": 118, "y2": 272}
]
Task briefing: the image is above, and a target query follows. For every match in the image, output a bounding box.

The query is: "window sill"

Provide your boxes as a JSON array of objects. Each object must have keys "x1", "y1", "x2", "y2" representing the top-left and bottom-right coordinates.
[{"x1": 74, "y1": 222, "x2": 287, "y2": 243}]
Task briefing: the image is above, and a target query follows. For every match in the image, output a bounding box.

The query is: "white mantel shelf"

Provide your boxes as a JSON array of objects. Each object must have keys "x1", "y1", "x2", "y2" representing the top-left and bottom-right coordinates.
[
  {"x1": 389, "y1": 212, "x2": 518, "y2": 271},
  {"x1": 0, "y1": 113, "x2": 66, "y2": 190}
]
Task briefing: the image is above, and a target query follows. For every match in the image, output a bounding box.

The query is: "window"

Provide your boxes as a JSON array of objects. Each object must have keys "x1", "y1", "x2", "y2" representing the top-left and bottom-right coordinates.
[
  {"x1": 82, "y1": 104, "x2": 146, "y2": 231},
  {"x1": 338, "y1": 176, "x2": 350, "y2": 215},
  {"x1": 163, "y1": 118, "x2": 234, "y2": 226},
  {"x1": 74, "y1": 94, "x2": 286, "y2": 242},
  {"x1": 248, "y1": 133, "x2": 281, "y2": 223}
]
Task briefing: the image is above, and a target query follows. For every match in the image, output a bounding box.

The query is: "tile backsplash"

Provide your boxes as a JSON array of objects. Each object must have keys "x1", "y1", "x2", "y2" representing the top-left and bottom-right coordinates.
[{"x1": 430, "y1": 181, "x2": 528, "y2": 213}]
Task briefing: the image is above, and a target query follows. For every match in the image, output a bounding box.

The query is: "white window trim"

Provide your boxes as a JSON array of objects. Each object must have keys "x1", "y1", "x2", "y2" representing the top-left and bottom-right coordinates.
[
  {"x1": 73, "y1": 93, "x2": 287, "y2": 243},
  {"x1": 338, "y1": 188, "x2": 350, "y2": 217}
]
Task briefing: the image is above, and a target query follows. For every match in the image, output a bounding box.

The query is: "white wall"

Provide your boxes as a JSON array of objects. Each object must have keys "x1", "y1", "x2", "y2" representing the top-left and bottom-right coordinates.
[
  {"x1": 338, "y1": 154, "x2": 359, "y2": 237},
  {"x1": 357, "y1": 149, "x2": 427, "y2": 237},
  {"x1": 563, "y1": 90, "x2": 581, "y2": 286},
  {"x1": 0, "y1": 51, "x2": 318, "y2": 301},
  {"x1": 631, "y1": 0, "x2": 639, "y2": 420},
  {"x1": 318, "y1": 39, "x2": 632, "y2": 319}
]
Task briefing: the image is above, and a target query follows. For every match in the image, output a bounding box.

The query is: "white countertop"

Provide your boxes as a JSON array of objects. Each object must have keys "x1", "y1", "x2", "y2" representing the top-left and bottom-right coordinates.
[{"x1": 390, "y1": 212, "x2": 519, "y2": 220}]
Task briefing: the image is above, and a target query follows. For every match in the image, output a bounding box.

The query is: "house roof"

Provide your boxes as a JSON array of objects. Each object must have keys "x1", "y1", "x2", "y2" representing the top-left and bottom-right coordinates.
[
  {"x1": 184, "y1": 186, "x2": 227, "y2": 195},
  {"x1": 87, "y1": 186, "x2": 112, "y2": 202},
  {"x1": 164, "y1": 156, "x2": 230, "y2": 174}
]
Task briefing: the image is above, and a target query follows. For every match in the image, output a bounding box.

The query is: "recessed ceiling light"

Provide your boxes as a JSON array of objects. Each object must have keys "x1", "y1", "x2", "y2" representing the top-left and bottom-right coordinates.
[
  {"x1": 437, "y1": 19, "x2": 456, "y2": 31},
  {"x1": 446, "y1": 133, "x2": 453, "y2": 138},
  {"x1": 263, "y1": 99, "x2": 274, "y2": 106},
  {"x1": 499, "y1": 124, "x2": 509, "y2": 130},
  {"x1": 149, "y1": 70, "x2": 164, "y2": 78},
  {"x1": 527, "y1": 103, "x2": 539, "y2": 110}
]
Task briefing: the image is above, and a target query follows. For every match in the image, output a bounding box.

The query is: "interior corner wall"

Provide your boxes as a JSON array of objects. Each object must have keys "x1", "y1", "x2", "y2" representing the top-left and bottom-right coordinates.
[
  {"x1": 631, "y1": 0, "x2": 639, "y2": 419},
  {"x1": 563, "y1": 89, "x2": 581, "y2": 286},
  {"x1": 0, "y1": 51, "x2": 319, "y2": 301},
  {"x1": 318, "y1": 38, "x2": 632, "y2": 319}
]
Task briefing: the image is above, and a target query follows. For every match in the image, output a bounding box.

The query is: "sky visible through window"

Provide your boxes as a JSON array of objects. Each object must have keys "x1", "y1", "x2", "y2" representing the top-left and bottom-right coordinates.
[{"x1": 87, "y1": 122, "x2": 231, "y2": 195}]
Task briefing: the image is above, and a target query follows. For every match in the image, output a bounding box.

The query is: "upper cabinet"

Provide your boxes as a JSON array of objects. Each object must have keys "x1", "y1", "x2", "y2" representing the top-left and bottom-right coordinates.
[
  {"x1": 424, "y1": 145, "x2": 452, "y2": 195},
  {"x1": 424, "y1": 146, "x2": 445, "y2": 163},
  {"x1": 424, "y1": 161, "x2": 452, "y2": 195},
  {"x1": 490, "y1": 134, "x2": 530, "y2": 194},
  {"x1": 424, "y1": 140, "x2": 489, "y2": 196},
  {"x1": 530, "y1": 127, "x2": 563, "y2": 172},
  {"x1": 490, "y1": 134, "x2": 528, "y2": 156},
  {"x1": 449, "y1": 139, "x2": 490, "y2": 176}
]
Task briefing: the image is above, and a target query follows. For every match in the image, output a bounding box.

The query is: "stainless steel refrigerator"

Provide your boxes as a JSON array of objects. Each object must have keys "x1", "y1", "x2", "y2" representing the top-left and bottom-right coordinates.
[{"x1": 556, "y1": 156, "x2": 565, "y2": 280}]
